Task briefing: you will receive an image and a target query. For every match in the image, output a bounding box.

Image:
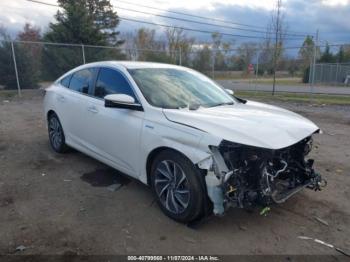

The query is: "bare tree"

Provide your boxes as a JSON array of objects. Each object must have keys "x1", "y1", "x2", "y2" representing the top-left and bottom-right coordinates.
[
  {"x1": 211, "y1": 32, "x2": 235, "y2": 70},
  {"x1": 165, "y1": 28, "x2": 195, "y2": 65},
  {"x1": 237, "y1": 42, "x2": 258, "y2": 74},
  {"x1": 270, "y1": 0, "x2": 287, "y2": 95}
]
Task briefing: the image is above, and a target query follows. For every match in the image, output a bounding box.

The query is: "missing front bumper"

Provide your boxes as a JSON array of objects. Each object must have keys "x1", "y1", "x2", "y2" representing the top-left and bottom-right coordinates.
[{"x1": 202, "y1": 138, "x2": 327, "y2": 216}]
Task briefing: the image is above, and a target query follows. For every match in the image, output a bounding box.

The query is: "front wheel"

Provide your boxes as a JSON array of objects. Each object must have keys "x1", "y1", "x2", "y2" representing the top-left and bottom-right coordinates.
[
  {"x1": 151, "y1": 150, "x2": 206, "y2": 223},
  {"x1": 48, "y1": 113, "x2": 69, "y2": 153}
]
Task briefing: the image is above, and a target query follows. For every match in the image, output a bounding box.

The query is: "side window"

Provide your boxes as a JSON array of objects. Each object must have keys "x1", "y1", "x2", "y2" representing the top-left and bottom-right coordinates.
[
  {"x1": 69, "y1": 68, "x2": 96, "y2": 94},
  {"x1": 94, "y1": 68, "x2": 136, "y2": 100},
  {"x1": 60, "y1": 75, "x2": 71, "y2": 88}
]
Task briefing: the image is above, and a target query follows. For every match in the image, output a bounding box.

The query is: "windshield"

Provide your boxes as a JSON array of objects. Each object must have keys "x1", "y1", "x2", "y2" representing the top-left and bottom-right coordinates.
[{"x1": 128, "y1": 68, "x2": 235, "y2": 109}]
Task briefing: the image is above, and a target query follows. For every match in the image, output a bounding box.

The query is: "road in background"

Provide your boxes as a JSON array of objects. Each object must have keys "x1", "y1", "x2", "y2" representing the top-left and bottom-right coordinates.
[{"x1": 217, "y1": 80, "x2": 350, "y2": 95}]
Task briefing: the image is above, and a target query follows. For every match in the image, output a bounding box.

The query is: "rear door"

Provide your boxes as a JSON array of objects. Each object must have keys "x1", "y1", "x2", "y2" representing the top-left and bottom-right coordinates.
[
  {"x1": 56, "y1": 68, "x2": 98, "y2": 146},
  {"x1": 82, "y1": 67, "x2": 144, "y2": 177}
]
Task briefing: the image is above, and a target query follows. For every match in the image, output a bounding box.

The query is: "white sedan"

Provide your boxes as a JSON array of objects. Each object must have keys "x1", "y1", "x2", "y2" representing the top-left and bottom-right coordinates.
[{"x1": 44, "y1": 61, "x2": 325, "y2": 223}]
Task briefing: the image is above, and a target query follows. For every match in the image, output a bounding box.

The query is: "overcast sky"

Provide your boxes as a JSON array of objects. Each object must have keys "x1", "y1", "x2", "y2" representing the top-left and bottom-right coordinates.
[{"x1": 0, "y1": 0, "x2": 349, "y2": 50}]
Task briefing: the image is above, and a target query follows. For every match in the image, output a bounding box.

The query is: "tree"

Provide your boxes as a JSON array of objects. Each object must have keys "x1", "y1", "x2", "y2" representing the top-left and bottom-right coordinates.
[
  {"x1": 133, "y1": 28, "x2": 169, "y2": 62},
  {"x1": 166, "y1": 28, "x2": 184, "y2": 62},
  {"x1": 299, "y1": 35, "x2": 319, "y2": 83},
  {"x1": 270, "y1": 0, "x2": 287, "y2": 94},
  {"x1": 237, "y1": 42, "x2": 257, "y2": 74},
  {"x1": 319, "y1": 43, "x2": 336, "y2": 63},
  {"x1": 210, "y1": 32, "x2": 232, "y2": 70},
  {"x1": 46, "y1": 0, "x2": 122, "y2": 45},
  {"x1": 337, "y1": 46, "x2": 345, "y2": 63},
  {"x1": 337, "y1": 45, "x2": 350, "y2": 63},
  {"x1": 42, "y1": 0, "x2": 125, "y2": 80},
  {"x1": 299, "y1": 36, "x2": 315, "y2": 68},
  {"x1": 192, "y1": 44, "x2": 213, "y2": 74},
  {"x1": 0, "y1": 25, "x2": 41, "y2": 89},
  {"x1": 17, "y1": 23, "x2": 42, "y2": 86},
  {"x1": 286, "y1": 58, "x2": 300, "y2": 77},
  {"x1": 0, "y1": 28, "x2": 15, "y2": 89},
  {"x1": 165, "y1": 28, "x2": 195, "y2": 65},
  {"x1": 258, "y1": 39, "x2": 274, "y2": 75}
]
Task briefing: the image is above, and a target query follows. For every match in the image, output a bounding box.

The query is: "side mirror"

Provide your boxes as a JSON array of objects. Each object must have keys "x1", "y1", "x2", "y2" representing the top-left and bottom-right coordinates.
[
  {"x1": 225, "y1": 89, "x2": 234, "y2": 96},
  {"x1": 104, "y1": 94, "x2": 143, "y2": 111}
]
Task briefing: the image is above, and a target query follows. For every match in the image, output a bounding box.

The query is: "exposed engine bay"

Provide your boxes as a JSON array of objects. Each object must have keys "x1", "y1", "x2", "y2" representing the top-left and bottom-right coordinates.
[{"x1": 203, "y1": 135, "x2": 327, "y2": 215}]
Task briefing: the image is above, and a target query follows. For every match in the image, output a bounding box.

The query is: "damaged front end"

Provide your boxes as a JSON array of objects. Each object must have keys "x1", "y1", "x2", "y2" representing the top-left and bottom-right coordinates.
[{"x1": 203, "y1": 136, "x2": 326, "y2": 215}]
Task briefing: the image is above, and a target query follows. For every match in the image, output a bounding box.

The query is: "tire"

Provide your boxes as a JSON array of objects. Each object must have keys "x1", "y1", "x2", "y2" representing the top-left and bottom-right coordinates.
[
  {"x1": 150, "y1": 150, "x2": 206, "y2": 223},
  {"x1": 48, "y1": 113, "x2": 69, "y2": 153}
]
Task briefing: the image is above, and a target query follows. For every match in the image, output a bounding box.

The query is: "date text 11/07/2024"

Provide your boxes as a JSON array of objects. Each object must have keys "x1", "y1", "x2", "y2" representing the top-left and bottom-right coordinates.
[{"x1": 127, "y1": 255, "x2": 220, "y2": 261}]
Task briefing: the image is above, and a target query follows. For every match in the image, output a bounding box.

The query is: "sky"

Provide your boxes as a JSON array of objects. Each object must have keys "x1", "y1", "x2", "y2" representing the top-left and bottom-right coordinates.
[{"x1": 0, "y1": 0, "x2": 349, "y2": 52}]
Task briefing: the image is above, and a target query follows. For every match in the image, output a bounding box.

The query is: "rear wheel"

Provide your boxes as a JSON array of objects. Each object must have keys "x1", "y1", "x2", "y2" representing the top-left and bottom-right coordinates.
[
  {"x1": 48, "y1": 113, "x2": 68, "y2": 153},
  {"x1": 151, "y1": 150, "x2": 205, "y2": 223}
]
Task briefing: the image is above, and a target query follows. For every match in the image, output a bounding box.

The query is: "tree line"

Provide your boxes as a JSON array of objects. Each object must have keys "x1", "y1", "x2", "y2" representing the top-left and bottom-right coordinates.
[{"x1": 1, "y1": 0, "x2": 350, "y2": 89}]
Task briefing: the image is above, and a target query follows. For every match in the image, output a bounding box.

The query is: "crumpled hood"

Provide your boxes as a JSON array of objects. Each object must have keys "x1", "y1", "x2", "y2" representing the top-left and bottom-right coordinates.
[{"x1": 163, "y1": 100, "x2": 319, "y2": 150}]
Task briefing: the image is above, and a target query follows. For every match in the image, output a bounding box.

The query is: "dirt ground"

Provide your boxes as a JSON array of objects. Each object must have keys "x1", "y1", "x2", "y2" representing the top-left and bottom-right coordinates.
[{"x1": 0, "y1": 90, "x2": 349, "y2": 256}]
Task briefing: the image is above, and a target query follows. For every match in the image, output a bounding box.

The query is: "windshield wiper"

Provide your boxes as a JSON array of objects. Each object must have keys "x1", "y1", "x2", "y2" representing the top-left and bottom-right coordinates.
[{"x1": 209, "y1": 102, "x2": 234, "y2": 108}]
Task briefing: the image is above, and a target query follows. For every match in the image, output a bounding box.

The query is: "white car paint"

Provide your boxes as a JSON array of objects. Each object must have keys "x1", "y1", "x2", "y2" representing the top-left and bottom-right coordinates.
[
  {"x1": 163, "y1": 100, "x2": 319, "y2": 150},
  {"x1": 44, "y1": 61, "x2": 320, "y2": 185}
]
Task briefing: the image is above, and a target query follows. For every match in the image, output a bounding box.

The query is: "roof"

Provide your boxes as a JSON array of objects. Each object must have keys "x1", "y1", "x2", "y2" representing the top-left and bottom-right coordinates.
[
  {"x1": 56, "y1": 61, "x2": 188, "y2": 82},
  {"x1": 83, "y1": 61, "x2": 183, "y2": 70}
]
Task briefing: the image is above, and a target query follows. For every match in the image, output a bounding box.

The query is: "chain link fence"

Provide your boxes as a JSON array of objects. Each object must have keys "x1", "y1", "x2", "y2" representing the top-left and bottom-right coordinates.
[
  {"x1": 0, "y1": 40, "x2": 349, "y2": 97},
  {"x1": 314, "y1": 63, "x2": 350, "y2": 86}
]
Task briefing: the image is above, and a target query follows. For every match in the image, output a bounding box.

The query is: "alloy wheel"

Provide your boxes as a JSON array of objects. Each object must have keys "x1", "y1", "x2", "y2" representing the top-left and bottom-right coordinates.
[
  {"x1": 49, "y1": 116, "x2": 63, "y2": 150},
  {"x1": 154, "y1": 160, "x2": 190, "y2": 214}
]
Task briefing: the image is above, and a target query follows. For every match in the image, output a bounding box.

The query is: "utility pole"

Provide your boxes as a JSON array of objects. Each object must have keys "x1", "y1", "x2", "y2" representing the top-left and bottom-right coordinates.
[
  {"x1": 310, "y1": 29, "x2": 319, "y2": 98},
  {"x1": 272, "y1": 0, "x2": 282, "y2": 96}
]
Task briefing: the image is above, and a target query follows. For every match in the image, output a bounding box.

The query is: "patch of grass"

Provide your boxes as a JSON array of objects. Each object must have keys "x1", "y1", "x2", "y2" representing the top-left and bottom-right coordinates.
[
  {"x1": 235, "y1": 91, "x2": 350, "y2": 105},
  {"x1": 0, "y1": 90, "x2": 18, "y2": 99},
  {"x1": 215, "y1": 76, "x2": 305, "y2": 86}
]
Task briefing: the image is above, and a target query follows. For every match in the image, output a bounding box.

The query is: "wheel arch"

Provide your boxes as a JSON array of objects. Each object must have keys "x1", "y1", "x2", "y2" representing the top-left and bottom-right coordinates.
[{"x1": 146, "y1": 147, "x2": 194, "y2": 186}]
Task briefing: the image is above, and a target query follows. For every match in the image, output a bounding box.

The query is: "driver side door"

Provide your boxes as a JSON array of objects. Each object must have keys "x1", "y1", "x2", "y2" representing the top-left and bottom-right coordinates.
[{"x1": 83, "y1": 67, "x2": 145, "y2": 178}]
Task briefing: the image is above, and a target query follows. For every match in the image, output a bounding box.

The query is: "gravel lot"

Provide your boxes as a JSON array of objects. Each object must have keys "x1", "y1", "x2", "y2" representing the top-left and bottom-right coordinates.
[{"x1": 0, "y1": 90, "x2": 349, "y2": 256}]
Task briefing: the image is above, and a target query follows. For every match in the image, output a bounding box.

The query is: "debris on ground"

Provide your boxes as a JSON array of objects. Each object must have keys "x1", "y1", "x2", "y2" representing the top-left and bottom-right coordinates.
[
  {"x1": 314, "y1": 216, "x2": 329, "y2": 226},
  {"x1": 238, "y1": 224, "x2": 248, "y2": 231},
  {"x1": 107, "y1": 183, "x2": 122, "y2": 192},
  {"x1": 298, "y1": 236, "x2": 350, "y2": 257},
  {"x1": 260, "y1": 207, "x2": 271, "y2": 216},
  {"x1": 15, "y1": 245, "x2": 27, "y2": 252},
  {"x1": 183, "y1": 237, "x2": 196, "y2": 244}
]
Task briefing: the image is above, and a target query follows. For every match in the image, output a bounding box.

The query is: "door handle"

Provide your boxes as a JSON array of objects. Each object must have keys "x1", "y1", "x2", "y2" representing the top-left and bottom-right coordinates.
[{"x1": 87, "y1": 106, "x2": 99, "y2": 114}]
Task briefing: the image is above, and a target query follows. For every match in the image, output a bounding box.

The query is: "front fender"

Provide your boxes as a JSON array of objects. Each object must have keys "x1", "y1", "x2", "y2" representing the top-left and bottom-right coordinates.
[{"x1": 138, "y1": 119, "x2": 212, "y2": 184}]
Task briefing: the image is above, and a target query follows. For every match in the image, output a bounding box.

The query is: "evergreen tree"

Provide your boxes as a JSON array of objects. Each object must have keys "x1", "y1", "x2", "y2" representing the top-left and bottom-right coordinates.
[
  {"x1": 42, "y1": 0, "x2": 124, "y2": 80},
  {"x1": 319, "y1": 43, "x2": 336, "y2": 63},
  {"x1": 337, "y1": 46, "x2": 345, "y2": 63}
]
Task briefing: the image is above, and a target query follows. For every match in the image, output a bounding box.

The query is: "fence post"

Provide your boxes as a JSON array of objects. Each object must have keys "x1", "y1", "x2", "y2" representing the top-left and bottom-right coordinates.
[
  {"x1": 310, "y1": 29, "x2": 319, "y2": 100},
  {"x1": 335, "y1": 63, "x2": 339, "y2": 85},
  {"x1": 308, "y1": 58, "x2": 313, "y2": 94},
  {"x1": 81, "y1": 44, "x2": 86, "y2": 64},
  {"x1": 178, "y1": 47, "x2": 182, "y2": 66},
  {"x1": 255, "y1": 51, "x2": 260, "y2": 93},
  {"x1": 11, "y1": 41, "x2": 21, "y2": 97},
  {"x1": 211, "y1": 50, "x2": 215, "y2": 79}
]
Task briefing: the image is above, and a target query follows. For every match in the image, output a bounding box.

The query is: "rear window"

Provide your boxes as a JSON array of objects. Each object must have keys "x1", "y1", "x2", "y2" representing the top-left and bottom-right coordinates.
[
  {"x1": 69, "y1": 68, "x2": 97, "y2": 94},
  {"x1": 60, "y1": 75, "x2": 71, "y2": 88}
]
